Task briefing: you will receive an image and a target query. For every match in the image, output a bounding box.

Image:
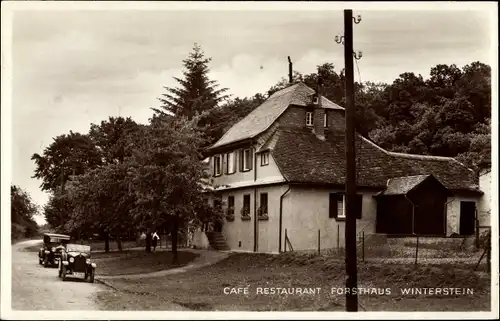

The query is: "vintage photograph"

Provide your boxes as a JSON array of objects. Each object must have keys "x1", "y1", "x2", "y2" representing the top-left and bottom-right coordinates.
[{"x1": 1, "y1": 1, "x2": 498, "y2": 319}]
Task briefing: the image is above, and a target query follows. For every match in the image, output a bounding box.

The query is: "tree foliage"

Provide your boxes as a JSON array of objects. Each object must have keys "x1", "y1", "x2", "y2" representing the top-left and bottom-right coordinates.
[
  {"x1": 43, "y1": 192, "x2": 74, "y2": 234},
  {"x1": 89, "y1": 116, "x2": 141, "y2": 165},
  {"x1": 11, "y1": 185, "x2": 39, "y2": 240},
  {"x1": 126, "y1": 115, "x2": 219, "y2": 262},
  {"x1": 155, "y1": 43, "x2": 230, "y2": 147},
  {"x1": 31, "y1": 55, "x2": 490, "y2": 262},
  {"x1": 211, "y1": 61, "x2": 491, "y2": 173},
  {"x1": 65, "y1": 163, "x2": 137, "y2": 250},
  {"x1": 365, "y1": 62, "x2": 491, "y2": 172},
  {"x1": 31, "y1": 131, "x2": 102, "y2": 193}
]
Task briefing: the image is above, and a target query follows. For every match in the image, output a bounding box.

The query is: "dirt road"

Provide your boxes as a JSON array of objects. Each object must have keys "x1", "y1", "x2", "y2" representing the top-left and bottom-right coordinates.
[{"x1": 11, "y1": 240, "x2": 111, "y2": 310}]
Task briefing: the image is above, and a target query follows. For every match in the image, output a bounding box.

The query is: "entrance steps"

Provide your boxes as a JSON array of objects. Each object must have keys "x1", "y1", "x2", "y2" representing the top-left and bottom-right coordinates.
[{"x1": 205, "y1": 232, "x2": 230, "y2": 251}]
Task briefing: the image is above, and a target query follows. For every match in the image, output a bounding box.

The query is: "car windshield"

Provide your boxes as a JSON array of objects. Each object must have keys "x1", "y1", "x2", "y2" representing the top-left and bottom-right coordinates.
[
  {"x1": 66, "y1": 244, "x2": 91, "y2": 254},
  {"x1": 47, "y1": 242, "x2": 64, "y2": 247},
  {"x1": 49, "y1": 238, "x2": 66, "y2": 243}
]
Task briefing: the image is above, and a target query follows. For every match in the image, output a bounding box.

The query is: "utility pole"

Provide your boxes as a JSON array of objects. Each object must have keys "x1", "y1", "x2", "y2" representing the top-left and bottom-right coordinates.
[{"x1": 336, "y1": 9, "x2": 362, "y2": 312}]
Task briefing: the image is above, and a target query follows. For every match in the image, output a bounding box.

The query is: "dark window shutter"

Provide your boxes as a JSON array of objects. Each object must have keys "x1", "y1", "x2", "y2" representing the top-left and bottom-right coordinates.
[
  {"x1": 212, "y1": 156, "x2": 216, "y2": 176},
  {"x1": 239, "y1": 150, "x2": 244, "y2": 172},
  {"x1": 355, "y1": 194, "x2": 363, "y2": 219},
  {"x1": 233, "y1": 152, "x2": 237, "y2": 172},
  {"x1": 329, "y1": 193, "x2": 339, "y2": 218},
  {"x1": 248, "y1": 148, "x2": 254, "y2": 170}
]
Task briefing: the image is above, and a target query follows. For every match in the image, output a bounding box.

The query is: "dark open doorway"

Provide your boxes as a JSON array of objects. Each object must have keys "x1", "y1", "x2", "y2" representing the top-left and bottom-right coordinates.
[{"x1": 459, "y1": 201, "x2": 476, "y2": 236}]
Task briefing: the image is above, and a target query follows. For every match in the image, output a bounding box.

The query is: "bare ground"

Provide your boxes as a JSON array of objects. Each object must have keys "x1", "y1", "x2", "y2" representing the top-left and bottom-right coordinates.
[
  {"x1": 100, "y1": 252, "x2": 491, "y2": 311},
  {"x1": 11, "y1": 240, "x2": 108, "y2": 310},
  {"x1": 10, "y1": 240, "x2": 185, "y2": 311}
]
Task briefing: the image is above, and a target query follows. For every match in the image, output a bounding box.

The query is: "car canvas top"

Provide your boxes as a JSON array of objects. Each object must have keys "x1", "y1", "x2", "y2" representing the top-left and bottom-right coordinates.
[{"x1": 44, "y1": 233, "x2": 70, "y2": 240}]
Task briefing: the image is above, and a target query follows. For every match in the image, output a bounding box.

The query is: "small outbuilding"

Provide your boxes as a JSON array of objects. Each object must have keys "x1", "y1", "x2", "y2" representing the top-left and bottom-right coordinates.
[{"x1": 374, "y1": 174, "x2": 452, "y2": 236}]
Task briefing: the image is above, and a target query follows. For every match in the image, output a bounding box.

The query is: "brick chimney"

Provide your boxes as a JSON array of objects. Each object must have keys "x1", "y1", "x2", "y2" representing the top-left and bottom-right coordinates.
[{"x1": 312, "y1": 78, "x2": 325, "y2": 140}]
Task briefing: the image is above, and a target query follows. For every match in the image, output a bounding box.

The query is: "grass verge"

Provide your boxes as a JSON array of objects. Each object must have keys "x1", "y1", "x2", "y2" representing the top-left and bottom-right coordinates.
[
  {"x1": 93, "y1": 250, "x2": 199, "y2": 276},
  {"x1": 97, "y1": 252, "x2": 491, "y2": 311}
]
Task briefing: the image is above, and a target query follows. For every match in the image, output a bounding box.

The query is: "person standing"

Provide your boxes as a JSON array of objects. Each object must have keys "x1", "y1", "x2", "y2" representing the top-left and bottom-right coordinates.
[{"x1": 152, "y1": 231, "x2": 160, "y2": 251}]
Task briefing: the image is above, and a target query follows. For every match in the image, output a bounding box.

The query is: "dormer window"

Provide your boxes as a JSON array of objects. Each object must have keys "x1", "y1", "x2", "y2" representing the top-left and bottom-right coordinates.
[
  {"x1": 312, "y1": 95, "x2": 319, "y2": 105},
  {"x1": 306, "y1": 112, "x2": 313, "y2": 126},
  {"x1": 261, "y1": 151, "x2": 270, "y2": 166}
]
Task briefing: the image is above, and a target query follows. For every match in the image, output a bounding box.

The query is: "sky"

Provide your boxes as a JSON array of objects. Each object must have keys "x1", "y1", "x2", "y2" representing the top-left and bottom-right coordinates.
[{"x1": 4, "y1": 2, "x2": 496, "y2": 225}]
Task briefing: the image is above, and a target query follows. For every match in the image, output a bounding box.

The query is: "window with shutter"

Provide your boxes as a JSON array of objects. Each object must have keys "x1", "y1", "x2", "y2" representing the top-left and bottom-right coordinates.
[
  {"x1": 243, "y1": 148, "x2": 253, "y2": 171},
  {"x1": 239, "y1": 149, "x2": 244, "y2": 172},
  {"x1": 328, "y1": 193, "x2": 363, "y2": 219},
  {"x1": 337, "y1": 197, "x2": 346, "y2": 219},
  {"x1": 213, "y1": 155, "x2": 222, "y2": 177},
  {"x1": 329, "y1": 193, "x2": 341, "y2": 218},
  {"x1": 249, "y1": 148, "x2": 254, "y2": 170},
  {"x1": 226, "y1": 152, "x2": 235, "y2": 174}
]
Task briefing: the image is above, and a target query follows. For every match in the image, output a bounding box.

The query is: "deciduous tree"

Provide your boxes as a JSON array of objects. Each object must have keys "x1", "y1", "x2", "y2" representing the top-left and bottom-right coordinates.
[
  {"x1": 126, "y1": 115, "x2": 218, "y2": 263},
  {"x1": 31, "y1": 131, "x2": 102, "y2": 193},
  {"x1": 11, "y1": 185, "x2": 39, "y2": 240}
]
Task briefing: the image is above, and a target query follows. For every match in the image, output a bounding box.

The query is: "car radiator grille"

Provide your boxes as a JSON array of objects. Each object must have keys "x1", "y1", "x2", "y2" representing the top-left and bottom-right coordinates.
[{"x1": 74, "y1": 256, "x2": 87, "y2": 271}]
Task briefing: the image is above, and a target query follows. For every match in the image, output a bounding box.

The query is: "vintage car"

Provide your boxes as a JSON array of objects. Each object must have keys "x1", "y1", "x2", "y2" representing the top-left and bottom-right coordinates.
[
  {"x1": 38, "y1": 233, "x2": 71, "y2": 267},
  {"x1": 58, "y1": 243, "x2": 97, "y2": 283}
]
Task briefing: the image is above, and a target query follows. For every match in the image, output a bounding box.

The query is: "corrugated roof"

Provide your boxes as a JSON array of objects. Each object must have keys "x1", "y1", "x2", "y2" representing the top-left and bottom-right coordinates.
[
  {"x1": 209, "y1": 82, "x2": 343, "y2": 149},
  {"x1": 381, "y1": 175, "x2": 431, "y2": 195}
]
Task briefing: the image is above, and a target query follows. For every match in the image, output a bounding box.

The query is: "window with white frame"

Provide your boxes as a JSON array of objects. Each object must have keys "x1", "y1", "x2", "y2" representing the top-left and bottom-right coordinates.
[
  {"x1": 306, "y1": 112, "x2": 313, "y2": 126},
  {"x1": 213, "y1": 155, "x2": 222, "y2": 176},
  {"x1": 324, "y1": 112, "x2": 328, "y2": 127},
  {"x1": 337, "y1": 196, "x2": 346, "y2": 219},
  {"x1": 261, "y1": 151, "x2": 270, "y2": 166},
  {"x1": 226, "y1": 152, "x2": 235, "y2": 174},
  {"x1": 243, "y1": 149, "x2": 252, "y2": 170},
  {"x1": 329, "y1": 193, "x2": 362, "y2": 220}
]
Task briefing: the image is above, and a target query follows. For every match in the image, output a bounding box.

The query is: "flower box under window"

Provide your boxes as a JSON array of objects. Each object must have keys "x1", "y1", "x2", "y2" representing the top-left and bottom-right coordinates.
[
  {"x1": 226, "y1": 213, "x2": 235, "y2": 222},
  {"x1": 241, "y1": 206, "x2": 251, "y2": 220},
  {"x1": 257, "y1": 205, "x2": 268, "y2": 220}
]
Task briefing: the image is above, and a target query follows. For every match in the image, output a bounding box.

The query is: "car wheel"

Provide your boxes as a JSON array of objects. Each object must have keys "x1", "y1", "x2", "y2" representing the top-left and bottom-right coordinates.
[
  {"x1": 61, "y1": 265, "x2": 67, "y2": 281},
  {"x1": 89, "y1": 268, "x2": 95, "y2": 283},
  {"x1": 58, "y1": 261, "x2": 62, "y2": 277},
  {"x1": 43, "y1": 257, "x2": 49, "y2": 268}
]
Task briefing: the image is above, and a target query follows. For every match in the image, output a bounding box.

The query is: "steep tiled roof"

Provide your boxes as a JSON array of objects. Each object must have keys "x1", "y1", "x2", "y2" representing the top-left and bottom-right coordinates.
[
  {"x1": 380, "y1": 175, "x2": 431, "y2": 195},
  {"x1": 270, "y1": 128, "x2": 479, "y2": 192},
  {"x1": 209, "y1": 82, "x2": 343, "y2": 149}
]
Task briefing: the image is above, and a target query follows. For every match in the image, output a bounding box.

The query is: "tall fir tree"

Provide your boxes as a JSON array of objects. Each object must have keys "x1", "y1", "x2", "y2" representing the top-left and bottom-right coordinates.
[{"x1": 155, "y1": 43, "x2": 229, "y2": 146}]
